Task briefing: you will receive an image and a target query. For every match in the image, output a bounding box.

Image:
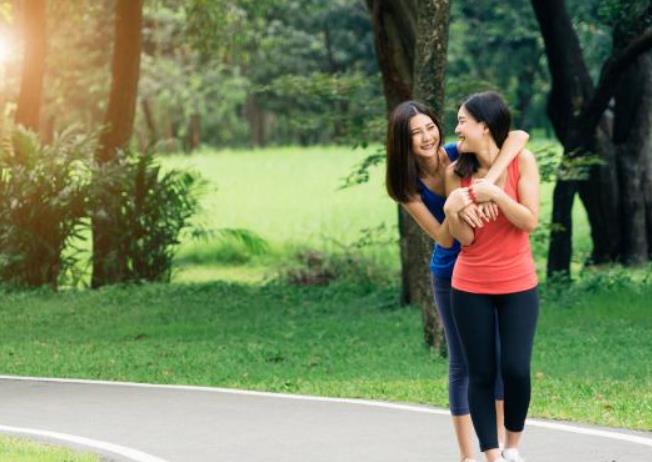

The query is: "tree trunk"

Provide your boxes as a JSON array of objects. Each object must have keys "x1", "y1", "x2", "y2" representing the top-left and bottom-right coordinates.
[
  {"x1": 92, "y1": 0, "x2": 144, "y2": 288},
  {"x1": 614, "y1": 51, "x2": 652, "y2": 264},
  {"x1": 95, "y1": 0, "x2": 144, "y2": 163},
  {"x1": 365, "y1": 0, "x2": 415, "y2": 112},
  {"x1": 411, "y1": 0, "x2": 450, "y2": 352},
  {"x1": 367, "y1": 0, "x2": 416, "y2": 310},
  {"x1": 141, "y1": 96, "x2": 158, "y2": 148},
  {"x1": 531, "y1": 0, "x2": 652, "y2": 275},
  {"x1": 187, "y1": 112, "x2": 201, "y2": 152},
  {"x1": 244, "y1": 94, "x2": 266, "y2": 147},
  {"x1": 367, "y1": 0, "x2": 449, "y2": 351},
  {"x1": 15, "y1": 0, "x2": 47, "y2": 132},
  {"x1": 546, "y1": 179, "x2": 576, "y2": 278}
]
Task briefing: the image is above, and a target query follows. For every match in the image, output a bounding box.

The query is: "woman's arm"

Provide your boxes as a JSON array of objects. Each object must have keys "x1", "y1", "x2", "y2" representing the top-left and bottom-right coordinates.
[
  {"x1": 473, "y1": 149, "x2": 539, "y2": 232},
  {"x1": 484, "y1": 130, "x2": 529, "y2": 184},
  {"x1": 444, "y1": 165, "x2": 475, "y2": 245},
  {"x1": 402, "y1": 199, "x2": 455, "y2": 248}
]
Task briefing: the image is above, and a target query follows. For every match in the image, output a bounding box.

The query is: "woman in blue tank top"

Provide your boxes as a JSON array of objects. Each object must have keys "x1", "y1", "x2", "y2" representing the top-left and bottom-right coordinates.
[{"x1": 385, "y1": 100, "x2": 528, "y2": 462}]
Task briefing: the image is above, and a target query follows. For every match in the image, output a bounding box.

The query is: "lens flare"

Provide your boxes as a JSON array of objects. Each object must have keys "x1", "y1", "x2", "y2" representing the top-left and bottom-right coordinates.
[{"x1": 0, "y1": 34, "x2": 12, "y2": 63}]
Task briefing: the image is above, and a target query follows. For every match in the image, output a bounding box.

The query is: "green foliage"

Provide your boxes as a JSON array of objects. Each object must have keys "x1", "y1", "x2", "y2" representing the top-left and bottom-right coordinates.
[
  {"x1": 0, "y1": 123, "x2": 95, "y2": 288},
  {"x1": 277, "y1": 223, "x2": 397, "y2": 288},
  {"x1": 182, "y1": 227, "x2": 271, "y2": 264},
  {"x1": 0, "y1": 435, "x2": 99, "y2": 462},
  {"x1": 339, "y1": 147, "x2": 386, "y2": 189},
  {"x1": 447, "y1": 0, "x2": 549, "y2": 130},
  {"x1": 89, "y1": 150, "x2": 201, "y2": 283},
  {"x1": 257, "y1": 71, "x2": 384, "y2": 145},
  {"x1": 597, "y1": 0, "x2": 650, "y2": 31}
]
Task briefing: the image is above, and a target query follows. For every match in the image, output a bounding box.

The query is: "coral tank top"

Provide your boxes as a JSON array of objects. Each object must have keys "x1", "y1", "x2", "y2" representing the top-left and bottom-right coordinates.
[{"x1": 452, "y1": 154, "x2": 538, "y2": 294}]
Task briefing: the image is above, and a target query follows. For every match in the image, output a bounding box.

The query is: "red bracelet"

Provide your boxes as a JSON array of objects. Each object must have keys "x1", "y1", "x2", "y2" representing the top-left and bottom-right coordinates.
[{"x1": 468, "y1": 186, "x2": 478, "y2": 204}]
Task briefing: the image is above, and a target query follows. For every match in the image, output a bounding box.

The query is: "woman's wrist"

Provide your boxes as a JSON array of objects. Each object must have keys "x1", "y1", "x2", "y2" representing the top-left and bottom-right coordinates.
[{"x1": 492, "y1": 188, "x2": 508, "y2": 206}]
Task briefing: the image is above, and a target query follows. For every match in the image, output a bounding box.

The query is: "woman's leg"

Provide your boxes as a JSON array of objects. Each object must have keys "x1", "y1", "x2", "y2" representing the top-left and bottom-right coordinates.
[
  {"x1": 496, "y1": 287, "x2": 539, "y2": 454},
  {"x1": 494, "y1": 311, "x2": 505, "y2": 448},
  {"x1": 433, "y1": 276, "x2": 475, "y2": 460},
  {"x1": 451, "y1": 288, "x2": 500, "y2": 454}
]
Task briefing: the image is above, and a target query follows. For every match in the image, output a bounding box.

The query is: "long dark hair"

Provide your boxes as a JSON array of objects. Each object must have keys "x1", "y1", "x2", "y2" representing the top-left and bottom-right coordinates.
[
  {"x1": 385, "y1": 100, "x2": 443, "y2": 203},
  {"x1": 454, "y1": 91, "x2": 512, "y2": 178}
]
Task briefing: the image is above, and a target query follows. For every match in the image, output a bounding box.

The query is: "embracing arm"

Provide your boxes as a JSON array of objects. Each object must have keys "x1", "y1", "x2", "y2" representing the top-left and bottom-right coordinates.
[
  {"x1": 402, "y1": 199, "x2": 455, "y2": 248},
  {"x1": 492, "y1": 149, "x2": 540, "y2": 232},
  {"x1": 443, "y1": 166, "x2": 475, "y2": 246},
  {"x1": 484, "y1": 130, "x2": 529, "y2": 184}
]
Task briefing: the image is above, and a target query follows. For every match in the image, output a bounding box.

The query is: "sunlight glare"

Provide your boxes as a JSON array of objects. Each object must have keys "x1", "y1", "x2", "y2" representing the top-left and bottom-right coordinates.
[{"x1": 0, "y1": 34, "x2": 12, "y2": 63}]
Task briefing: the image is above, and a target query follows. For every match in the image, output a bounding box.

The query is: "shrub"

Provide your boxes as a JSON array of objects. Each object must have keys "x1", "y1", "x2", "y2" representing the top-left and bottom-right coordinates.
[
  {"x1": 89, "y1": 150, "x2": 201, "y2": 283},
  {"x1": 0, "y1": 124, "x2": 94, "y2": 288}
]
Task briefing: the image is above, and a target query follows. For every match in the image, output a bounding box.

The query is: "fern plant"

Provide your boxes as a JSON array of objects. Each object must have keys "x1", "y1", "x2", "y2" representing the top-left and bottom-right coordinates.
[{"x1": 0, "y1": 119, "x2": 95, "y2": 288}]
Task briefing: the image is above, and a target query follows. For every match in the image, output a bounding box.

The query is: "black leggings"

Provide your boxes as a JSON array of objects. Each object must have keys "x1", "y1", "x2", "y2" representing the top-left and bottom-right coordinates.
[{"x1": 451, "y1": 287, "x2": 539, "y2": 452}]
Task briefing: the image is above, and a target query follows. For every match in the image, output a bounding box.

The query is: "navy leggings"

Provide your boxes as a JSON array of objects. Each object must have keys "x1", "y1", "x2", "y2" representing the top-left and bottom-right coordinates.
[
  {"x1": 432, "y1": 276, "x2": 504, "y2": 416},
  {"x1": 451, "y1": 287, "x2": 539, "y2": 452}
]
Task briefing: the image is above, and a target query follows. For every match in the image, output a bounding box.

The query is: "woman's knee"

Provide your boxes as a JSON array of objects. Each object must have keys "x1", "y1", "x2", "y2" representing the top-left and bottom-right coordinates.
[
  {"x1": 501, "y1": 363, "x2": 530, "y2": 385},
  {"x1": 468, "y1": 367, "x2": 497, "y2": 389}
]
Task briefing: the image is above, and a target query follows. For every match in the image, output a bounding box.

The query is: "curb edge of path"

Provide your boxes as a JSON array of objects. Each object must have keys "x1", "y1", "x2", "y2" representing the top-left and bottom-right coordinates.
[{"x1": 1, "y1": 374, "x2": 651, "y2": 453}]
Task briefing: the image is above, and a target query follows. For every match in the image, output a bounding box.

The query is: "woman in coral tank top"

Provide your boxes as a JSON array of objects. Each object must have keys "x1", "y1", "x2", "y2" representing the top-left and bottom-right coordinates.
[{"x1": 444, "y1": 92, "x2": 539, "y2": 462}]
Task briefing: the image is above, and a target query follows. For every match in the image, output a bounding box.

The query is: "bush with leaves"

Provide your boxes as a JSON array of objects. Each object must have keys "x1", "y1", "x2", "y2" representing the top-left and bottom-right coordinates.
[
  {"x1": 89, "y1": 150, "x2": 201, "y2": 283},
  {"x1": 0, "y1": 124, "x2": 95, "y2": 288}
]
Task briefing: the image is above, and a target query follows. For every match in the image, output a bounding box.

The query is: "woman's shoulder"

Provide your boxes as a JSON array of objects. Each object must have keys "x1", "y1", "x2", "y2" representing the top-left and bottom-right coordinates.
[
  {"x1": 517, "y1": 148, "x2": 536, "y2": 171},
  {"x1": 445, "y1": 161, "x2": 462, "y2": 190},
  {"x1": 445, "y1": 161, "x2": 458, "y2": 179}
]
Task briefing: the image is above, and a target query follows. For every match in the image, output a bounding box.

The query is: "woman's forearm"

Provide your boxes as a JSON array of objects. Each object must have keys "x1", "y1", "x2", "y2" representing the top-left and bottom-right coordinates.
[
  {"x1": 446, "y1": 210, "x2": 475, "y2": 245},
  {"x1": 435, "y1": 219, "x2": 455, "y2": 248},
  {"x1": 402, "y1": 201, "x2": 454, "y2": 247},
  {"x1": 494, "y1": 190, "x2": 538, "y2": 232},
  {"x1": 485, "y1": 130, "x2": 529, "y2": 184}
]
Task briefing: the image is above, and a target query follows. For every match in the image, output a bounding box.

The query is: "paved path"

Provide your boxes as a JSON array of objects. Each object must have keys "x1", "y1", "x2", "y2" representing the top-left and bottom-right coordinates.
[{"x1": 0, "y1": 376, "x2": 651, "y2": 461}]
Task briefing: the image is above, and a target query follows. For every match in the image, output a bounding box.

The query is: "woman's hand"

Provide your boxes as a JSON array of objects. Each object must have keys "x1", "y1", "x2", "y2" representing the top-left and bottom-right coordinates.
[
  {"x1": 478, "y1": 201, "x2": 499, "y2": 221},
  {"x1": 459, "y1": 201, "x2": 500, "y2": 228},
  {"x1": 470, "y1": 178, "x2": 503, "y2": 203},
  {"x1": 459, "y1": 203, "x2": 486, "y2": 228},
  {"x1": 444, "y1": 187, "x2": 472, "y2": 215}
]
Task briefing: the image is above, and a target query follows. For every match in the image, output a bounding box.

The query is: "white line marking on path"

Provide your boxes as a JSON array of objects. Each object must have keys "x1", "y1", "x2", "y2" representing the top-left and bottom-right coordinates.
[
  {"x1": 1, "y1": 374, "x2": 651, "y2": 449},
  {"x1": 0, "y1": 424, "x2": 169, "y2": 462}
]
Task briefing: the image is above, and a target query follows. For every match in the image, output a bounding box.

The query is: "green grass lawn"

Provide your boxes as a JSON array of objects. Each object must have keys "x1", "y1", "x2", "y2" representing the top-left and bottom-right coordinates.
[
  {"x1": 164, "y1": 142, "x2": 593, "y2": 283},
  {"x1": 1, "y1": 280, "x2": 650, "y2": 431},
  {"x1": 0, "y1": 435, "x2": 98, "y2": 462}
]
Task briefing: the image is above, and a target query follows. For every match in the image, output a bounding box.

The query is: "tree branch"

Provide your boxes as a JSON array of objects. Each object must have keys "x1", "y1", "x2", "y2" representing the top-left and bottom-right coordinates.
[{"x1": 580, "y1": 28, "x2": 652, "y2": 132}]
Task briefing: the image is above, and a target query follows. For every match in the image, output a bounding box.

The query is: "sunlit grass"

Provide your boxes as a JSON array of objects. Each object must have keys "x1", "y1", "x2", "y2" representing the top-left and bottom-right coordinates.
[{"x1": 0, "y1": 435, "x2": 99, "y2": 462}]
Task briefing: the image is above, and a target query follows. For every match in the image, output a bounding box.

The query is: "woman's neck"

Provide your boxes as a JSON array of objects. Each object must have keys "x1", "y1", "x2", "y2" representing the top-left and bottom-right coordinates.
[
  {"x1": 475, "y1": 138, "x2": 500, "y2": 171},
  {"x1": 416, "y1": 154, "x2": 441, "y2": 178}
]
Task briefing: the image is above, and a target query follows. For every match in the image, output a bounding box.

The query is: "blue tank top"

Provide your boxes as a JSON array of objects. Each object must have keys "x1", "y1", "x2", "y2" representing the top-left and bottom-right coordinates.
[{"x1": 417, "y1": 142, "x2": 461, "y2": 279}]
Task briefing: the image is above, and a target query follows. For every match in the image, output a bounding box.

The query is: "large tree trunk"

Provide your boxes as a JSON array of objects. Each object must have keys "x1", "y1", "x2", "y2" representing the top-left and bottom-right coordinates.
[
  {"x1": 411, "y1": 0, "x2": 450, "y2": 351},
  {"x1": 366, "y1": 0, "x2": 417, "y2": 309},
  {"x1": 614, "y1": 51, "x2": 652, "y2": 264},
  {"x1": 531, "y1": 0, "x2": 651, "y2": 276},
  {"x1": 92, "y1": 0, "x2": 144, "y2": 288},
  {"x1": 367, "y1": 0, "x2": 449, "y2": 351},
  {"x1": 15, "y1": 0, "x2": 47, "y2": 132}
]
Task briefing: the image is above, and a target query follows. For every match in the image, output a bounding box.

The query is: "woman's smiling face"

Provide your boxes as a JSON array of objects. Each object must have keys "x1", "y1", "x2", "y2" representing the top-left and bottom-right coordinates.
[
  {"x1": 409, "y1": 113, "x2": 440, "y2": 159},
  {"x1": 455, "y1": 104, "x2": 485, "y2": 152}
]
